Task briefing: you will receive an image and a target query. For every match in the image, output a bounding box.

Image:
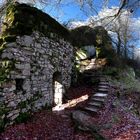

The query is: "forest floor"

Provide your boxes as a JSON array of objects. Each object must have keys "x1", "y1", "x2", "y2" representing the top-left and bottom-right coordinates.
[{"x1": 0, "y1": 84, "x2": 140, "y2": 140}]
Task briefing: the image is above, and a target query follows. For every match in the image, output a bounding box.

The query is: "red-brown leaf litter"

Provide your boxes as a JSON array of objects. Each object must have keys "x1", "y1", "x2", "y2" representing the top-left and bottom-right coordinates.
[{"x1": 1, "y1": 85, "x2": 140, "y2": 140}]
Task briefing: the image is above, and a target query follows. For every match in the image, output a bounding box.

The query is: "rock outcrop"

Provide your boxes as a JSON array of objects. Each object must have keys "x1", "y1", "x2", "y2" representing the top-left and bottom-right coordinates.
[{"x1": 71, "y1": 26, "x2": 117, "y2": 65}]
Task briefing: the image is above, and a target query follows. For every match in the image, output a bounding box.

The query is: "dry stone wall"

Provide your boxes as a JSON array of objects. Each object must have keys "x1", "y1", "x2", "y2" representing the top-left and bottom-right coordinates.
[
  {"x1": 0, "y1": 31, "x2": 73, "y2": 126},
  {"x1": 0, "y1": 3, "x2": 73, "y2": 129}
]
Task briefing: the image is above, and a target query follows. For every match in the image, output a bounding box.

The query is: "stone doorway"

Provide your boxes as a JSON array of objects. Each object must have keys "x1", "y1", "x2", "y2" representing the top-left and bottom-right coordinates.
[{"x1": 53, "y1": 72, "x2": 63, "y2": 106}]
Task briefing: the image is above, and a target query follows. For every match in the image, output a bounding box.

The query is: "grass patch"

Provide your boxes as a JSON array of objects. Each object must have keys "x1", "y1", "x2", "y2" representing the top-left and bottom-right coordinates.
[{"x1": 105, "y1": 66, "x2": 140, "y2": 92}]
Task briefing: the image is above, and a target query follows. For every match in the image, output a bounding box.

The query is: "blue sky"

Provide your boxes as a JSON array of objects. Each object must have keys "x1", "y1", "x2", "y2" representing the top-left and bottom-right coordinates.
[
  {"x1": 0, "y1": 0, "x2": 139, "y2": 23},
  {"x1": 0, "y1": 0, "x2": 139, "y2": 48},
  {"x1": 43, "y1": 0, "x2": 140, "y2": 23},
  {"x1": 43, "y1": 0, "x2": 140, "y2": 49}
]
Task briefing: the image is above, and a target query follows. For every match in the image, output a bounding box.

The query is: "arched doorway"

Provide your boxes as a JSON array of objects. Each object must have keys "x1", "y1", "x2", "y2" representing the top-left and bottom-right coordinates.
[{"x1": 53, "y1": 72, "x2": 64, "y2": 106}]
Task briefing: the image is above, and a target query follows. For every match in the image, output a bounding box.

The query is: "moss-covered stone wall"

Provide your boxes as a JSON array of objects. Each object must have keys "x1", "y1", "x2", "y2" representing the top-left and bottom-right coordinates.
[
  {"x1": 0, "y1": 3, "x2": 73, "y2": 130},
  {"x1": 71, "y1": 26, "x2": 118, "y2": 65},
  {"x1": 1, "y1": 2, "x2": 71, "y2": 40}
]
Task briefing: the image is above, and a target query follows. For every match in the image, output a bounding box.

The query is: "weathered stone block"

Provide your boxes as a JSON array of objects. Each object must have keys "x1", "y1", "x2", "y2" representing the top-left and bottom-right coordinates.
[{"x1": 7, "y1": 109, "x2": 20, "y2": 118}]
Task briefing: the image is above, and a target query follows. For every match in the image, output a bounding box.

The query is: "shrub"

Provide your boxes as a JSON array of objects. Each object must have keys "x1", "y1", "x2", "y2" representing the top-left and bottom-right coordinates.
[{"x1": 103, "y1": 67, "x2": 119, "y2": 77}]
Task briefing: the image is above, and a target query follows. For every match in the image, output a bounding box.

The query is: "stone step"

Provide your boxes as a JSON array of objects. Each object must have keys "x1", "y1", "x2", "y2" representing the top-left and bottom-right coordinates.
[
  {"x1": 84, "y1": 74, "x2": 100, "y2": 76},
  {"x1": 88, "y1": 62, "x2": 95, "y2": 64},
  {"x1": 97, "y1": 88, "x2": 108, "y2": 92},
  {"x1": 88, "y1": 101, "x2": 102, "y2": 107},
  {"x1": 98, "y1": 83, "x2": 109, "y2": 87},
  {"x1": 100, "y1": 80, "x2": 107, "y2": 83},
  {"x1": 98, "y1": 85, "x2": 109, "y2": 89},
  {"x1": 83, "y1": 74, "x2": 100, "y2": 78},
  {"x1": 83, "y1": 71, "x2": 101, "y2": 75},
  {"x1": 90, "y1": 97, "x2": 105, "y2": 102},
  {"x1": 85, "y1": 66, "x2": 95, "y2": 70},
  {"x1": 99, "y1": 81, "x2": 109, "y2": 84},
  {"x1": 84, "y1": 106, "x2": 98, "y2": 113},
  {"x1": 93, "y1": 93, "x2": 108, "y2": 97},
  {"x1": 100, "y1": 78, "x2": 107, "y2": 81}
]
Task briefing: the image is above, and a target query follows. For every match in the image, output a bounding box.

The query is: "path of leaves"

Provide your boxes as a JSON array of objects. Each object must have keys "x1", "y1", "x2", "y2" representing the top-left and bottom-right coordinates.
[
  {"x1": 96, "y1": 87, "x2": 140, "y2": 140},
  {"x1": 0, "y1": 86, "x2": 94, "y2": 140},
  {"x1": 1, "y1": 85, "x2": 140, "y2": 140}
]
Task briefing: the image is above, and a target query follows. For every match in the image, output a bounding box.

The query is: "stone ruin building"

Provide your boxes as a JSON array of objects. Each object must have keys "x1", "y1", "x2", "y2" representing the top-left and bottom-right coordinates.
[{"x1": 0, "y1": 3, "x2": 73, "y2": 128}]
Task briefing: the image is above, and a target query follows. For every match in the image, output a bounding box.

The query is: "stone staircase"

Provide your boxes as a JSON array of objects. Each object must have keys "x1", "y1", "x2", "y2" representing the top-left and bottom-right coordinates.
[
  {"x1": 82, "y1": 78, "x2": 109, "y2": 114},
  {"x1": 77, "y1": 66, "x2": 110, "y2": 115},
  {"x1": 72, "y1": 74, "x2": 110, "y2": 135},
  {"x1": 72, "y1": 59, "x2": 110, "y2": 137}
]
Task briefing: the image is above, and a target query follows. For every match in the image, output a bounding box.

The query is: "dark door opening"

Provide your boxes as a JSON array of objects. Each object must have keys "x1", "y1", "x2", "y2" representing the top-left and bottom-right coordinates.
[{"x1": 15, "y1": 78, "x2": 24, "y2": 91}]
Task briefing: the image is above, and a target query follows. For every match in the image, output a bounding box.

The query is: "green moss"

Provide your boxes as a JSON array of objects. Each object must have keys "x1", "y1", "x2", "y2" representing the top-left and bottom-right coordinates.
[
  {"x1": 76, "y1": 49, "x2": 87, "y2": 60},
  {"x1": 27, "y1": 92, "x2": 43, "y2": 104},
  {"x1": 0, "y1": 59, "x2": 15, "y2": 84},
  {"x1": 1, "y1": 3, "x2": 71, "y2": 41},
  {"x1": 0, "y1": 71, "x2": 8, "y2": 84},
  {"x1": 96, "y1": 47, "x2": 101, "y2": 58},
  {"x1": 0, "y1": 43, "x2": 7, "y2": 54},
  {"x1": 106, "y1": 66, "x2": 140, "y2": 92},
  {"x1": 18, "y1": 101, "x2": 28, "y2": 109},
  {"x1": 0, "y1": 38, "x2": 3, "y2": 46},
  {"x1": 6, "y1": 4, "x2": 16, "y2": 16},
  {"x1": 103, "y1": 67, "x2": 119, "y2": 77},
  {"x1": 0, "y1": 107, "x2": 10, "y2": 116},
  {"x1": 3, "y1": 35, "x2": 16, "y2": 42},
  {"x1": 91, "y1": 78, "x2": 100, "y2": 85},
  {"x1": 15, "y1": 112, "x2": 31, "y2": 123},
  {"x1": 111, "y1": 114, "x2": 120, "y2": 124},
  {"x1": 135, "y1": 69, "x2": 140, "y2": 78},
  {"x1": 42, "y1": 103, "x2": 52, "y2": 110},
  {"x1": 0, "y1": 105, "x2": 10, "y2": 132},
  {"x1": 0, "y1": 119, "x2": 5, "y2": 132}
]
